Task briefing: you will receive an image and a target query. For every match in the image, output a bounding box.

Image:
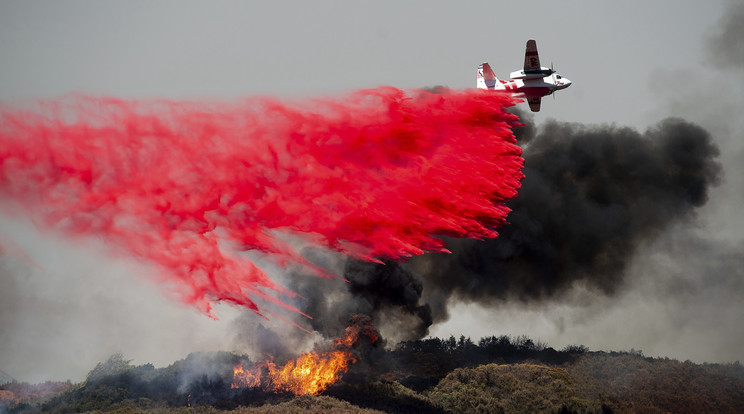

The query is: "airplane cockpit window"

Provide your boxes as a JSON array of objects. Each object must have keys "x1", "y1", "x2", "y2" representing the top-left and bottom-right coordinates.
[{"x1": 556, "y1": 75, "x2": 562, "y2": 79}]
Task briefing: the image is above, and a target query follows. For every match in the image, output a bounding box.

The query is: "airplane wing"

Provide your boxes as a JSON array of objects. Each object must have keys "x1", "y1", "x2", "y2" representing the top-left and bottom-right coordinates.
[
  {"x1": 523, "y1": 39, "x2": 540, "y2": 71},
  {"x1": 527, "y1": 96, "x2": 541, "y2": 112}
]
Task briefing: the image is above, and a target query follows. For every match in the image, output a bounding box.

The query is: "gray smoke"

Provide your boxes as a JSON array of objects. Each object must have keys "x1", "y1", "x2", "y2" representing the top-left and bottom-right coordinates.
[{"x1": 707, "y1": 1, "x2": 744, "y2": 68}]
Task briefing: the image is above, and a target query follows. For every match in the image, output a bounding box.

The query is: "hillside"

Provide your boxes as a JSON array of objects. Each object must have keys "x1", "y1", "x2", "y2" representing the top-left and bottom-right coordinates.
[{"x1": 2, "y1": 336, "x2": 743, "y2": 413}]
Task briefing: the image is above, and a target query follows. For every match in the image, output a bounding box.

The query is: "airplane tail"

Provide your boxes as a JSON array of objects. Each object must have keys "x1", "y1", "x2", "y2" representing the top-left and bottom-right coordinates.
[{"x1": 477, "y1": 63, "x2": 498, "y2": 90}]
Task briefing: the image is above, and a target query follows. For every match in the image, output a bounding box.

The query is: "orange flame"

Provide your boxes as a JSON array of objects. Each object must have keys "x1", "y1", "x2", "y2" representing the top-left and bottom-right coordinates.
[
  {"x1": 231, "y1": 316, "x2": 378, "y2": 395},
  {"x1": 231, "y1": 364, "x2": 261, "y2": 389}
]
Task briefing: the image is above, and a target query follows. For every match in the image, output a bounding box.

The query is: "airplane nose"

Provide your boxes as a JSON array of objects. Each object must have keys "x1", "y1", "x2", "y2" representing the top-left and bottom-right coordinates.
[{"x1": 562, "y1": 78, "x2": 572, "y2": 88}]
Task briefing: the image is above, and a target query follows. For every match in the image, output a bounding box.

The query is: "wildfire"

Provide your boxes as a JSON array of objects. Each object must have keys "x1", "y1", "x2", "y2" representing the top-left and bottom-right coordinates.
[
  {"x1": 232, "y1": 316, "x2": 378, "y2": 395},
  {"x1": 231, "y1": 364, "x2": 261, "y2": 389}
]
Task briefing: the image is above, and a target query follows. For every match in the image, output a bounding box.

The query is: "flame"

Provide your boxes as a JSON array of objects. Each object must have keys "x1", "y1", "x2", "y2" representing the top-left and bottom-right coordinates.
[
  {"x1": 231, "y1": 364, "x2": 261, "y2": 389},
  {"x1": 232, "y1": 316, "x2": 378, "y2": 395}
]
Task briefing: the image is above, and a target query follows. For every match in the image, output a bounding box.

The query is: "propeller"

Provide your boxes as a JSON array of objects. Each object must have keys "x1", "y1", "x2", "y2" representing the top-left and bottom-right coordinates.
[
  {"x1": 551, "y1": 63, "x2": 557, "y2": 100},
  {"x1": 552, "y1": 64, "x2": 557, "y2": 84}
]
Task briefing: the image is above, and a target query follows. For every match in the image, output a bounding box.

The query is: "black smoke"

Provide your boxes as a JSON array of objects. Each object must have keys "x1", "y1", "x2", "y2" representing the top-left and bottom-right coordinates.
[
  {"x1": 415, "y1": 115, "x2": 721, "y2": 305},
  {"x1": 325, "y1": 111, "x2": 720, "y2": 338},
  {"x1": 276, "y1": 256, "x2": 432, "y2": 343},
  {"x1": 343, "y1": 259, "x2": 432, "y2": 340}
]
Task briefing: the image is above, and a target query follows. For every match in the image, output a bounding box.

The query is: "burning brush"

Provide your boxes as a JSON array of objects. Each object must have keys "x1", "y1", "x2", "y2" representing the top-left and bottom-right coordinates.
[{"x1": 231, "y1": 315, "x2": 378, "y2": 395}]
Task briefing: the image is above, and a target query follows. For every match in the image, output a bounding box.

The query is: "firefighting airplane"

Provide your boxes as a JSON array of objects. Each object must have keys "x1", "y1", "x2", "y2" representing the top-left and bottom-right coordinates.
[{"x1": 477, "y1": 39, "x2": 571, "y2": 112}]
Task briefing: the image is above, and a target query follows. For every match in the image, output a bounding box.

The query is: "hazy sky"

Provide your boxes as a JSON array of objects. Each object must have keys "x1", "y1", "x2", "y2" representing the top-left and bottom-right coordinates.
[{"x1": 1, "y1": 0, "x2": 742, "y2": 383}]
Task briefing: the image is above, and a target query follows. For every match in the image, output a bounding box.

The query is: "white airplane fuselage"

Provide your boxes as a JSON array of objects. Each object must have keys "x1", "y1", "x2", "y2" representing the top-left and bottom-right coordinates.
[
  {"x1": 483, "y1": 75, "x2": 571, "y2": 98},
  {"x1": 477, "y1": 40, "x2": 571, "y2": 112}
]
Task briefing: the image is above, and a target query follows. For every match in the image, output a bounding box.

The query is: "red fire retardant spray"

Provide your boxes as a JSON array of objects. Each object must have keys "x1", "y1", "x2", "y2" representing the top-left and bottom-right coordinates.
[{"x1": 0, "y1": 88, "x2": 523, "y2": 318}]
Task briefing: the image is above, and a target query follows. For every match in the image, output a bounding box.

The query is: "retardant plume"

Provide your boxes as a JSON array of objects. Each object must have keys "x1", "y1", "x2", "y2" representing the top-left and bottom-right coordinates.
[{"x1": 0, "y1": 88, "x2": 523, "y2": 318}]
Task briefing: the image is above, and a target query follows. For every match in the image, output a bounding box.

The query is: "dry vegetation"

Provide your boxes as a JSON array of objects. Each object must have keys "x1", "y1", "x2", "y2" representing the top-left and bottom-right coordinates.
[{"x1": 2, "y1": 336, "x2": 743, "y2": 413}]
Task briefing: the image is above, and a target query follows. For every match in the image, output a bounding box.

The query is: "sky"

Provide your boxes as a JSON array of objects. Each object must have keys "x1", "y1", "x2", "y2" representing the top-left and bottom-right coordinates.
[{"x1": 1, "y1": 0, "x2": 743, "y2": 383}]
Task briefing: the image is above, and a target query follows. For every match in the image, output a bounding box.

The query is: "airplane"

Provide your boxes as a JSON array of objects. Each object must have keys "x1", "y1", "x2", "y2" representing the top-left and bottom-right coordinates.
[{"x1": 477, "y1": 39, "x2": 571, "y2": 112}]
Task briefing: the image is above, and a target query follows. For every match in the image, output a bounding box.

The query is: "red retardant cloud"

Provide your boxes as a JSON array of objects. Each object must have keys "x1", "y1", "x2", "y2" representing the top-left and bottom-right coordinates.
[{"x1": 0, "y1": 88, "x2": 523, "y2": 318}]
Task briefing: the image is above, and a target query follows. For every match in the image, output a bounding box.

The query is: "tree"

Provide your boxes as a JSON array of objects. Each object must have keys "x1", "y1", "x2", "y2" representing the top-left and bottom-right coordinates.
[{"x1": 86, "y1": 353, "x2": 133, "y2": 383}]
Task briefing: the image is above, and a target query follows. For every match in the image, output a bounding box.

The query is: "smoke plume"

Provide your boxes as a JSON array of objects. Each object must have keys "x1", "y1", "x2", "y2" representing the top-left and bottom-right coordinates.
[
  {"x1": 316, "y1": 111, "x2": 722, "y2": 339},
  {"x1": 419, "y1": 115, "x2": 720, "y2": 298},
  {"x1": 707, "y1": 1, "x2": 744, "y2": 69},
  {"x1": 0, "y1": 88, "x2": 522, "y2": 319}
]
